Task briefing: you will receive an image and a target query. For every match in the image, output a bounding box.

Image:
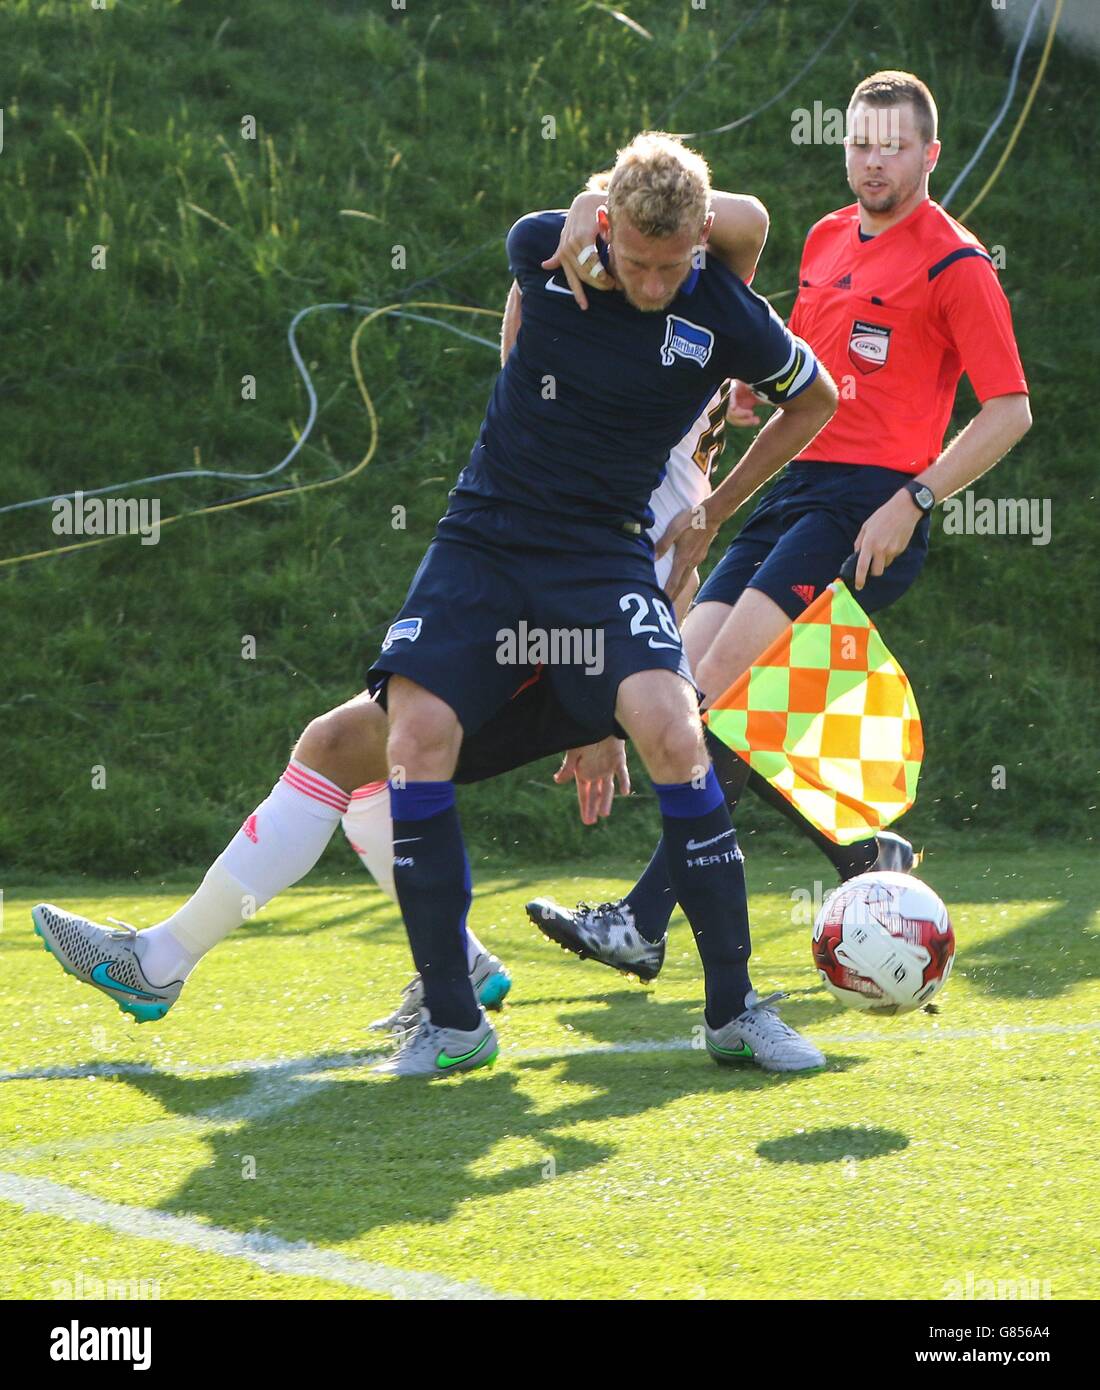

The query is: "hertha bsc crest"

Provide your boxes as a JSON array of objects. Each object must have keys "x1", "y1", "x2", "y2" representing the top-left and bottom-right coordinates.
[
  {"x1": 660, "y1": 315, "x2": 714, "y2": 368},
  {"x1": 381, "y1": 617, "x2": 422, "y2": 651},
  {"x1": 848, "y1": 318, "x2": 892, "y2": 374}
]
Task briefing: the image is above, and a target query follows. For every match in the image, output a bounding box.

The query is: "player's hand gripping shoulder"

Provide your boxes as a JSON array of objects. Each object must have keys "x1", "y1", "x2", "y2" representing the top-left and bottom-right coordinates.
[
  {"x1": 542, "y1": 191, "x2": 620, "y2": 309},
  {"x1": 554, "y1": 737, "x2": 632, "y2": 825},
  {"x1": 544, "y1": 186, "x2": 769, "y2": 309}
]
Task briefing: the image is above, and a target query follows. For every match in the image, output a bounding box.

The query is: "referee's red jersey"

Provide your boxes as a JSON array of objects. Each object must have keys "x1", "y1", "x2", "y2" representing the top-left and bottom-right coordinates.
[{"x1": 788, "y1": 198, "x2": 1028, "y2": 474}]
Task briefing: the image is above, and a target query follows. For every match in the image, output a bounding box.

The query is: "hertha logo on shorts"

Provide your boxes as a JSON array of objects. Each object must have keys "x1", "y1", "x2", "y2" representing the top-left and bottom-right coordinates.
[
  {"x1": 660, "y1": 315, "x2": 714, "y2": 368},
  {"x1": 848, "y1": 318, "x2": 892, "y2": 374},
  {"x1": 381, "y1": 617, "x2": 422, "y2": 651}
]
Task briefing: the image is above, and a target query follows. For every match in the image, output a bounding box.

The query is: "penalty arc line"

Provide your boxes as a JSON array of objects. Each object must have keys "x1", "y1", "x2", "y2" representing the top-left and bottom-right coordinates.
[{"x1": 0, "y1": 1172, "x2": 517, "y2": 1302}]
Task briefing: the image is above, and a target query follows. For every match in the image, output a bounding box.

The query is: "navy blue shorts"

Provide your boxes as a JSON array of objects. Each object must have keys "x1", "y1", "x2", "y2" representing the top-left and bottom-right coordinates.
[
  {"x1": 696, "y1": 461, "x2": 931, "y2": 620},
  {"x1": 453, "y1": 663, "x2": 606, "y2": 784},
  {"x1": 367, "y1": 499, "x2": 693, "y2": 741}
]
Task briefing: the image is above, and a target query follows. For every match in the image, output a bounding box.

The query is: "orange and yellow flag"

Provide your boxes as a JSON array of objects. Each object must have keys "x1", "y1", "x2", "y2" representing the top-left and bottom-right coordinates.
[{"x1": 704, "y1": 581, "x2": 924, "y2": 844}]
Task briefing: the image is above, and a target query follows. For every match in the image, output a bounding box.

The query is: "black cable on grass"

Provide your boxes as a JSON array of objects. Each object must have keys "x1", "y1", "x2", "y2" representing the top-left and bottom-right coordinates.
[
  {"x1": 675, "y1": 0, "x2": 860, "y2": 141},
  {"x1": 0, "y1": 306, "x2": 498, "y2": 517}
]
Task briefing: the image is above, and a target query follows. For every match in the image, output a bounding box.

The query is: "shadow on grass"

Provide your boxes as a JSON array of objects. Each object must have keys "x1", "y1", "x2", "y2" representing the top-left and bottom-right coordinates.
[
  {"x1": 35, "y1": 1042, "x2": 865, "y2": 1247},
  {"x1": 550, "y1": 987, "x2": 848, "y2": 1041},
  {"x1": 756, "y1": 1125, "x2": 908, "y2": 1165}
]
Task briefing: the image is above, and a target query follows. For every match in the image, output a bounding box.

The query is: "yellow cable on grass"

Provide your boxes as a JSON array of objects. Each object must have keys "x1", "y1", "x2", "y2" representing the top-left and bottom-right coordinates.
[
  {"x1": 957, "y1": 0, "x2": 1063, "y2": 224},
  {"x1": 0, "y1": 302, "x2": 502, "y2": 570},
  {"x1": 0, "y1": 0, "x2": 1066, "y2": 575}
]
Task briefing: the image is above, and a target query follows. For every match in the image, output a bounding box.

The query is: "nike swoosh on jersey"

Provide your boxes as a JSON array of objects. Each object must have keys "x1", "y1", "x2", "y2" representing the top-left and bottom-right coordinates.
[
  {"x1": 544, "y1": 275, "x2": 575, "y2": 297},
  {"x1": 774, "y1": 349, "x2": 805, "y2": 394},
  {"x1": 686, "y1": 830, "x2": 737, "y2": 851}
]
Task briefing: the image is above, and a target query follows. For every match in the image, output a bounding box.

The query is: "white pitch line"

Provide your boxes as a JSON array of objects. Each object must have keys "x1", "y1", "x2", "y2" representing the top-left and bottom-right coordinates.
[
  {"x1": 512, "y1": 1016, "x2": 1100, "y2": 1060},
  {"x1": 0, "y1": 1048, "x2": 385, "y2": 1086},
  {"x1": 0, "y1": 1049, "x2": 385, "y2": 1164},
  {"x1": 1, "y1": 1017, "x2": 1096, "y2": 1091},
  {"x1": 0, "y1": 1173, "x2": 513, "y2": 1301},
  {"x1": 0, "y1": 1015, "x2": 1094, "y2": 1287},
  {"x1": 0, "y1": 1017, "x2": 1095, "y2": 1166},
  {"x1": 0, "y1": 1054, "x2": 368, "y2": 1164}
]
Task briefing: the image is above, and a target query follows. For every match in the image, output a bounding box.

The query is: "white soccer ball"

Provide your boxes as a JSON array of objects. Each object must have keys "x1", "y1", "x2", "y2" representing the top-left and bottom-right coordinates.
[{"x1": 811, "y1": 870, "x2": 955, "y2": 1016}]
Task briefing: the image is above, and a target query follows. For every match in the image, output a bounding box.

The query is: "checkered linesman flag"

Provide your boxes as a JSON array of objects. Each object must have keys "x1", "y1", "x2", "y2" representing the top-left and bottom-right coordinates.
[{"x1": 704, "y1": 580, "x2": 924, "y2": 844}]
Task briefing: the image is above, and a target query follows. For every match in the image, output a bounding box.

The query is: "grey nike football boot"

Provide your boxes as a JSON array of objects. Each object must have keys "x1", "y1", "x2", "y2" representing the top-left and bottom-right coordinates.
[
  {"x1": 31, "y1": 903, "x2": 182, "y2": 1023},
  {"x1": 706, "y1": 990, "x2": 826, "y2": 1073}
]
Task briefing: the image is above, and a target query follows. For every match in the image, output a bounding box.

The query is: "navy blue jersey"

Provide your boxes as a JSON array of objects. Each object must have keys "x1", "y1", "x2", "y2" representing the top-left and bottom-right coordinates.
[{"x1": 452, "y1": 210, "x2": 819, "y2": 527}]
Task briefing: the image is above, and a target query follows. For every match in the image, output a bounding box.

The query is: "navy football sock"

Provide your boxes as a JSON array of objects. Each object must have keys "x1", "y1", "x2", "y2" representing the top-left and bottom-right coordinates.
[
  {"x1": 389, "y1": 781, "x2": 480, "y2": 1032},
  {"x1": 654, "y1": 769, "x2": 752, "y2": 1027},
  {"x1": 623, "y1": 839, "x2": 675, "y2": 943},
  {"x1": 625, "y1": 728, "x2": 753, "y2": 943}
]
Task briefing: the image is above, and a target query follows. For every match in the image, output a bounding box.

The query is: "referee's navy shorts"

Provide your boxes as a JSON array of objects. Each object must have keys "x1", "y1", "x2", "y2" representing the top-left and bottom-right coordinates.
[{"x1": 695, "y1": 460, "x2": 931, "y2": 619}]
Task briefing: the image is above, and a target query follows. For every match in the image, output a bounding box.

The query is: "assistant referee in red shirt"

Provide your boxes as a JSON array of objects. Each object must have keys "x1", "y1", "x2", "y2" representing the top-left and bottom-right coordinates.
[{"x1": 530, "y1": 71, "x2": 1033, "y2": 972}]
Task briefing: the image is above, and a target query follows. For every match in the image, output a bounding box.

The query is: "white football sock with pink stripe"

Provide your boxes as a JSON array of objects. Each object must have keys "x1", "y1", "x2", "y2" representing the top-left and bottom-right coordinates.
[
  {"x1": 342, "y1": 780, "x2": 487, "y2": 970},
  {"x1": 137, "y1": 759, "x2": 350, "y2": 986},
  {"x1": 341, "y1": 780, "x2": 395, "y2": 897}
]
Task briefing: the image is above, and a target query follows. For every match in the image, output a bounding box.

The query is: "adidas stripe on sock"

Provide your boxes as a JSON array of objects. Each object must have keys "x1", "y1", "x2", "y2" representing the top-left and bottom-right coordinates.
[{"x1": 137, "y1": 759, "x2": 349, "y2": 985}]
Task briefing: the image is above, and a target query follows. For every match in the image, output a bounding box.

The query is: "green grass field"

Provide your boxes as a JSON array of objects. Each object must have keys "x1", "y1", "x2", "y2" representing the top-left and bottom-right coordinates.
[
  {"x1": 1, "y1": 0, "x2": 1097, "y2": 1311},
  {"x1": 2, "y1": 846, "x2": 1097, "y2": 1300},
  {"x1": 1, "y1": 0, "x2": 1097, "y2": 876}
]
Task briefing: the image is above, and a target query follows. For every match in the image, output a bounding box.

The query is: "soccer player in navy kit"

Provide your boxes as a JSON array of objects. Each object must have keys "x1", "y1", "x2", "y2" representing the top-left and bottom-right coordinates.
[
  {"x1": 32, "y1": 133, "x2": 837, "y2": 1076},
  {"x1": 363, "y1": 132, "x2": 838, "y2": 1074}
]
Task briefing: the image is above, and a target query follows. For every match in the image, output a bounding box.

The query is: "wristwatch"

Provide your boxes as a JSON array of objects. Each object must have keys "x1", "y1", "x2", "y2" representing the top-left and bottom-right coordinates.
[{"x1": 904, "y1": 480, "x2": 936, "y2": 514}]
